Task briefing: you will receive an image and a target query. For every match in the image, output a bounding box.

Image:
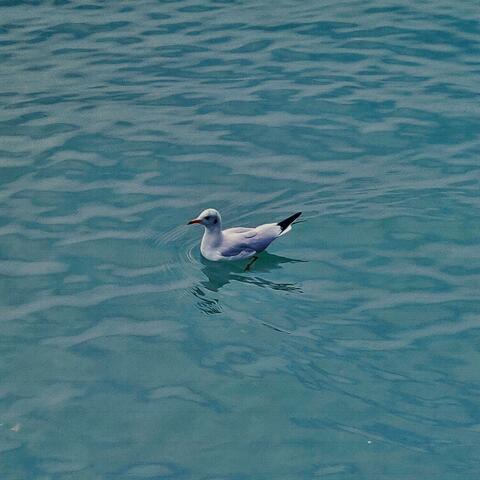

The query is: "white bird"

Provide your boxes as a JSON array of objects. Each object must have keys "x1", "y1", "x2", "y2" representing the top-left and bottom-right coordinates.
[{"x1": 188, "y1": 208, "x2": 302, "y2": 269}]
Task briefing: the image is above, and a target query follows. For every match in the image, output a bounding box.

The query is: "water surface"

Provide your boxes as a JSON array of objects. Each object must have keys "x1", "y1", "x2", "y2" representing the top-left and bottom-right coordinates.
[{"x1": 1, "y1": 1, "x2": 480, "y2": 478}]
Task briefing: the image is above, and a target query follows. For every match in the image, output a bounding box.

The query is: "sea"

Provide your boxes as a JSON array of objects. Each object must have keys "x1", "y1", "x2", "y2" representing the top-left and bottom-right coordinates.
[{"x1": 1, "y1": 1, "x2": 480, "y2": 478}]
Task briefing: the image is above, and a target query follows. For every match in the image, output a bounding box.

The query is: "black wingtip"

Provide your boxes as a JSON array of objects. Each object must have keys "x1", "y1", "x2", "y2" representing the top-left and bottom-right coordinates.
[{"x1": 277, "y1": 211, "x2": 302, "y2": 231}]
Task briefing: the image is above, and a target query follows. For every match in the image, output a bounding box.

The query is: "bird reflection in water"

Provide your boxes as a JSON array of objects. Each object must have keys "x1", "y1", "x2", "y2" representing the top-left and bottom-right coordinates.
[{"x1": 191, "y1": 252, "x2": 305, "y2": 315}]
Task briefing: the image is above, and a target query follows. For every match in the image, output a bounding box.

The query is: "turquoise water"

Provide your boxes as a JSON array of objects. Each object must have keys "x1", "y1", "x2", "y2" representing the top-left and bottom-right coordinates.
[{"x1": 1, "y1": 0, "x2": 480, "y2": 478}]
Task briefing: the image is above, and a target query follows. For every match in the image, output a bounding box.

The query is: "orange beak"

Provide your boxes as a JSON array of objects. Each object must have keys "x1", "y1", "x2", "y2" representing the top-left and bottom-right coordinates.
[{"x1": 187, "y1": 218, "x2": 202, "y2": 225}]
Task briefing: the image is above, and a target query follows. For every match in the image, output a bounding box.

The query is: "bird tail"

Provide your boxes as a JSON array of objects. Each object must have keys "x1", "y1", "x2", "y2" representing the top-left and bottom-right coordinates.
[{"x1": 277, "y1": 212, "x2": 302, "y2": 234}]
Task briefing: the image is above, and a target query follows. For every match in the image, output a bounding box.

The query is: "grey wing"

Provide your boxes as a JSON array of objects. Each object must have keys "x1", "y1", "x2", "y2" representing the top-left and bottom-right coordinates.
[
  {"x1": 221, "y1": 223, "x2": 281, "y2": 256},
  {"x1": 224, "y1": 227, "x2": 256, "y2": 237},
  {"x1": 219, "y1": 227, "x2": 258, "y2": 259},
  {"x1": 218, "y1": 244, "x2": 257, "y2": 260}
]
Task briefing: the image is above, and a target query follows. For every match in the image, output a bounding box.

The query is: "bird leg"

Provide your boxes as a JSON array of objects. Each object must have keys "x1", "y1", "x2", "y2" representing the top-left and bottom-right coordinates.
[{"x1": 244, "y1": 255, "x2": 259, "y2": 272}]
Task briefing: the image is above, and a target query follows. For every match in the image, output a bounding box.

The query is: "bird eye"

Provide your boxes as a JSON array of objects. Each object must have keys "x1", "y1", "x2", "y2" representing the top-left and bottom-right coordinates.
[{"x1": 205, "y1": 215, "x2": 211, "y2": 220}]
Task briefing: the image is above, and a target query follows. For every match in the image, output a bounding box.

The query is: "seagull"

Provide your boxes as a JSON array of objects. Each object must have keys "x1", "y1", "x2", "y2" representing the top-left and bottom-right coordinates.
[{"x1": 188, "y1": 208, "x2": 302, "y2": 269}]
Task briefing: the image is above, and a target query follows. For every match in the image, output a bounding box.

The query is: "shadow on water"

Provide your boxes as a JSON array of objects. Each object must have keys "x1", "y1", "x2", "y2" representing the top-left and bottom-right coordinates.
[{"x1": 191, "y1": 252, "x2": 305, "y2": 315}]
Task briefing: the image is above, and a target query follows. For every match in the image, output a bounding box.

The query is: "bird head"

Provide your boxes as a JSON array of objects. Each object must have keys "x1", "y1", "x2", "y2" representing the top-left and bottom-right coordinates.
[{"x1": 188, "y1": 208, "x2": 221, "y2": 228}]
